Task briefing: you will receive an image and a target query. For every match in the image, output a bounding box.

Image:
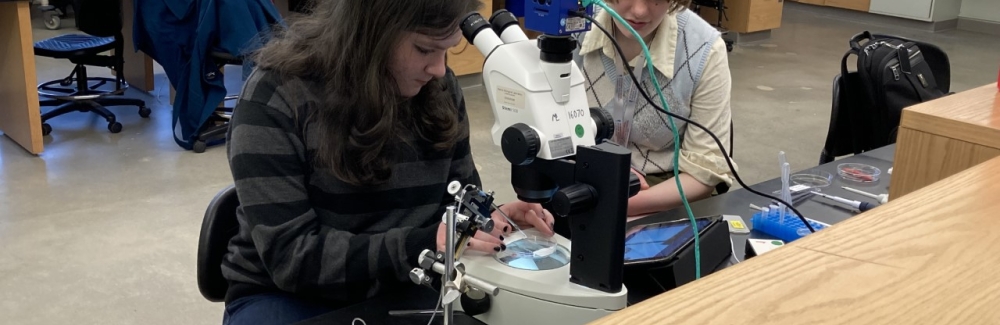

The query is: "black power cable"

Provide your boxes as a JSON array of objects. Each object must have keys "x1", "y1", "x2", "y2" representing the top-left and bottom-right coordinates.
[{"x1": 571, "y1": 11, "x2": 816, "y2": 233}]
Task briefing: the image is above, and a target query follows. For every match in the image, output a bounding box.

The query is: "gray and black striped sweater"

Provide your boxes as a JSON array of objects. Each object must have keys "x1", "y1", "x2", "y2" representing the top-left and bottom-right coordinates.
[{"x1": 221, "y1": 68, "x2": 481, "y2": 305}]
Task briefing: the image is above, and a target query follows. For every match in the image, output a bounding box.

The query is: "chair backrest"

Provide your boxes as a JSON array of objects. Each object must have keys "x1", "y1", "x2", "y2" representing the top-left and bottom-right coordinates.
[
  {"x1": 76, "y1": 0, "x2": 123, "y2": 37},
  {"x1": 820, "y1": 73, "x2": 871, "y2": 164},
  {"x1": 197, "y1": 185, "x2": 241, "y2": 302}
]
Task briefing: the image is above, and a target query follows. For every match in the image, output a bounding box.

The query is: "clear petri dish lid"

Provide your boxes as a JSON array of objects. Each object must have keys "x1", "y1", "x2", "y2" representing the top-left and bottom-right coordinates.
[
  {"x1": 791, "y1": 170, "x2": 834, "y2": 188},
  {"x1": 494, "y1": 236, "x2": 569, "y2": 271}
]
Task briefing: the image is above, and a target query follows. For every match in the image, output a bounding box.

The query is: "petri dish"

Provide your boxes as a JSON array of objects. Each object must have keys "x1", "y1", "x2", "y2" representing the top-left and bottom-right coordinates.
[
  {"x1": 837, "y1": 163, "x2": 881, "y2": 183},
  {"x1": 494, "y1": 237, "x2": 569, "y2": 271},
  {"x1": 791, "y1": 170, "x2": 834, "y2": 188}
]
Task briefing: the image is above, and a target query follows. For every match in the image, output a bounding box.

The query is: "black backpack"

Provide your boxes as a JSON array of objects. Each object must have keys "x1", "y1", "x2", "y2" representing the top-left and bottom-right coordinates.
[{"x1": 820, "y1": 31, "x2": 950, "y2": 164}]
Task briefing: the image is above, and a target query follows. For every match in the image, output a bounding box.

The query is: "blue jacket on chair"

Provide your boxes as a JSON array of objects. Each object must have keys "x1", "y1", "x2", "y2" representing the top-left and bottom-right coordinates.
[{"x1": 132, "y1": 0, "x2": 282, "y2": 150}]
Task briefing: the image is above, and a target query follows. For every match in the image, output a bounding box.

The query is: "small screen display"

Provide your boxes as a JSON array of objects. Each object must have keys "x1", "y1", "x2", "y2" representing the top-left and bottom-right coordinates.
[{"x1": 624, "y1": 218, "x2": 714, "y2": 263}]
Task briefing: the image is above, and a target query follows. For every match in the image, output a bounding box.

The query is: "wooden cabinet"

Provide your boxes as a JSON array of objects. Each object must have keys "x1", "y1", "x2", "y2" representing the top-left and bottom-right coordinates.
[
  {"x1": 790, "y1": 0, "x2": 871, "y2": 11},
  {"x1": 889, "y1": 84, "x2": 1000, "y2": 200},
  {"x1": 448, "y1": 0, "x2": 493, "y2": 76},
  {"x1": 825, "y1": 0, "x2": 871, "y2": 11},
  {"x1": 697, "y1": 0, "x2": 784, "y2": 33}
]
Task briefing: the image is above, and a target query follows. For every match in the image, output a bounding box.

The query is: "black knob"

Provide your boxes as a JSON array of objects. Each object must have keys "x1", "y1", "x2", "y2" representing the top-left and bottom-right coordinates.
[
  {"x1": 489, "y1": 9, "x2": 520, "y2": 36},
  {"x1": 460, "y1": 291, "x2": 491, "y2": 316},
  {"x1": 461, "y1": 12, "x2": 491, "y2": 44},
  {"x1": 550, "y1": 184, "x2": 597, "y2": 217},
  {"x1": 590, "y1": 107, "x2": 614, "y2": 143},
  {"x1": 538, "y1": 35, "x2": 576, "y2": 63},
  {"x1": 628, "y1": 172, "x2": 641, "y2": 198},
  {"x1": 502, "y1": 123, "x2": 540, "y2": 166}
]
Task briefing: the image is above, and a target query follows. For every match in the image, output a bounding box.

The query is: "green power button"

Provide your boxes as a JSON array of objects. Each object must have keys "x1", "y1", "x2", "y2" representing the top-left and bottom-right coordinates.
[{"x1": 575, "y1": 124, "x2": 584, "y2": 138}]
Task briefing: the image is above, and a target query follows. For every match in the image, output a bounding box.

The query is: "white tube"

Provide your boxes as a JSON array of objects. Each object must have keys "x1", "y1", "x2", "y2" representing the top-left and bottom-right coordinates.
[{"x1": 499, "y1": 26, "x2": 529, "y2": 44}]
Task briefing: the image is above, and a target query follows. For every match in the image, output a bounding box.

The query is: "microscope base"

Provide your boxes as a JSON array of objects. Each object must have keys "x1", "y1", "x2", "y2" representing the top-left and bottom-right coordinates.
[
  {"x1": 456, "y1": 229, "x2": 627, "y2": 325},
  {"x1": 459, "y1": 288, "x2": 621, "y2": 325}
]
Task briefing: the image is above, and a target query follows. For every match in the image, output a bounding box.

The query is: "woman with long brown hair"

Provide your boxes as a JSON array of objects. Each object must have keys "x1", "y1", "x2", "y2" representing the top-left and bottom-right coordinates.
[{"x1": 221, "y1": 1, "x2": 555, "y2": 323}]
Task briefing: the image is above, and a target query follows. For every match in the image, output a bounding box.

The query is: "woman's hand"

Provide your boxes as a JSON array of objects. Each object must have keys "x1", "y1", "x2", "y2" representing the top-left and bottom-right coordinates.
[
  {"x1": 436, "y1": 201, "x2": 556, "y2": 254},
  {"x1": 631, "y1": 168, "x2": 650, "y2": 191},
  {"x1": 492, "y1": 200, "x2": 555, "y2": 237}
]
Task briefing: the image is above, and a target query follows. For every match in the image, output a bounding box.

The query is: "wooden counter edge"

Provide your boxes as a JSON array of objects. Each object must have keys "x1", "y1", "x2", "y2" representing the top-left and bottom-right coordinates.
[{"x1": 899, "y1": 84, "x2": 1000, "y2": 149}]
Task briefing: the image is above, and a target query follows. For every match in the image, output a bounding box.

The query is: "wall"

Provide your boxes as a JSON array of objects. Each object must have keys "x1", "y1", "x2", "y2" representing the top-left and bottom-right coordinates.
[
  {"x1": 960, "y1": 0, "x2": 1000, "y2": 22},
  {"x1": 932, "y1": 0, "x2": 963, "y2": 22}
]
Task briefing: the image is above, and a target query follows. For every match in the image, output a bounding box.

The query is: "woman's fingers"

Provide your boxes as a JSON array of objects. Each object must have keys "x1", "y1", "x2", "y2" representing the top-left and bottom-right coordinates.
[
  {"x1": 632, "y1": 168, "x2": 650, "y2": 190},
  {"x1": 522, "y1": 209, "x2": 554, "y2": 236},
  {"x1": 542, "y1": 209, "x2": 555, "y2": 234},
  {"x1": 487, "y1": 217, "x2": 512, "y2": 239},
  {"x1": 466, "y1": 232, "x2": 506, "y2": 253}
]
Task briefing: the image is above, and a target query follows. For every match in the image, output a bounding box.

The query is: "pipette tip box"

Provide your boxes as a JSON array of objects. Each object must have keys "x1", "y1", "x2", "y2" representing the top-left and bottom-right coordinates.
[{"x1": 750, "y1": 209, "x2": 828, "y2": 242}]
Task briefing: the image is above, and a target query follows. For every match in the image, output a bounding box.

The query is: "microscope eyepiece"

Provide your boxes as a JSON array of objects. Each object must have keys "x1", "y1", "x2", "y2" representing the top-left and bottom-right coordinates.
[
  {"x1": 461, "y1": 12, "x2": 505, "y2": 57},
  {"x1": 489, "y1": 9, "x2": 529, "y2": 43},
  {"x1": 461, "y1": 12, "x2": 492, "y2": 45}
]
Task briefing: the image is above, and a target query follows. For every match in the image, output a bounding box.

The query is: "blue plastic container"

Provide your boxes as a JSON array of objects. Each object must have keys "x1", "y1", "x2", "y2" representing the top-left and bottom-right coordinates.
[{"x1": 751, "y1": 209, "x2": 828, "y2": 242}]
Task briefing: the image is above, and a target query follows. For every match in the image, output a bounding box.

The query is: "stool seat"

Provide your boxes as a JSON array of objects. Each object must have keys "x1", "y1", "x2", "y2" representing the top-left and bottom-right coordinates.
[{"x1": 34, "y1": 34, "x2": 115, "y2": 59}]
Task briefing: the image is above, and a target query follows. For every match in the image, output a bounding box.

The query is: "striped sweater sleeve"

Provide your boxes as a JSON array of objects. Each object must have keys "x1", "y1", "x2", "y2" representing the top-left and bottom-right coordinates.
[{"x1": 226, "y1": 74, "x2": 438, "y2": 299}]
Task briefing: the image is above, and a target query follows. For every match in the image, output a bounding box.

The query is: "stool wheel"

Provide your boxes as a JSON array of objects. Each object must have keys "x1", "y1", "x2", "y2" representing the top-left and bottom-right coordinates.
[
  {"x1": 42, "y1": 123, "x2": 52, "y2": 136},
  {"x1": 193, "y1": 140, "x2": 208, "y2": 153},
  {"x1": 43, "y1": 11, "x2": 61, "y2": 30},
  {"x1": 139, "y1": 106, "x2": 152, "y2": 118},
  {"x1": 108, "y1": 122, "x2": 123, "y2": 134}
]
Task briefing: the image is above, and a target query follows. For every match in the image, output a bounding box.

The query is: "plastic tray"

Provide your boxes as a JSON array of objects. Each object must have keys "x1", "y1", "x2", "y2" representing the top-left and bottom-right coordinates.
[{"x1": 751, "y1": 209, "x2": 829, "y2": 242}]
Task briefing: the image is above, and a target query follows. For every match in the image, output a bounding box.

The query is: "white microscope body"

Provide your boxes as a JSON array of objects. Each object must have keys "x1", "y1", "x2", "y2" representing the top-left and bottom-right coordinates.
[{"x1": 444, "y1": 9, "x2": 632, "y2": 325}]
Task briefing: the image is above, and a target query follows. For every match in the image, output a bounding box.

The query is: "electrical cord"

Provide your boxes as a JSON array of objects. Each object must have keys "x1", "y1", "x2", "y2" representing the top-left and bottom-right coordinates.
[
  {"x1": 729, "y1": 236, "x2": 740, "y2": 264},
  {"x1": 577, "y1": 1, "x2": 703, "y2": 278},
  {"x1": 570, "y1": 10, "x2": 817, "y2": 234},
  {"x1": 425, "y1": 283, "x2": 445, "y2": 325}
]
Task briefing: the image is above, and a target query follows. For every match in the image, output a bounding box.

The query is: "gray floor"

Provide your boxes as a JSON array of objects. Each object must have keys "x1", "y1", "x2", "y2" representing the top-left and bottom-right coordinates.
[{"x1": 1, "y1": 4, "x2": 998, "y2": 324}]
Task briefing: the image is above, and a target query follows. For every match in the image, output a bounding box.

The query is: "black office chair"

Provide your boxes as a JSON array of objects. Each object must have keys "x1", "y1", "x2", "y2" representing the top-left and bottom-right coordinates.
[
  {"x1": 191, "y1": 52, "x2": 243, "y2": 153},
  {"x1": 33, "y1": 0, "x2": 149, "y2": 135},
  {"x1": 819, "y1": 33, "x2": 950, "y2": 164},
  {"x1": 197, "y1": 185, "x2": 240, "y2": 302}
]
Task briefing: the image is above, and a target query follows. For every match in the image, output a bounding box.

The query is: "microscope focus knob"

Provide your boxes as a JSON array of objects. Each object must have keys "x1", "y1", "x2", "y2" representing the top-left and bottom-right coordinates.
[
  {"x1": 460, "y1": 290, "x2": 492, "y2": 316},
  {"x1": 501, "y1": 123, "x2": 540, "y2": 166},
  {"x1": 409, "y1": 269, "x2": 432, "y2": 286},
  {"x1": 628, "y1": 172, "x2": 641, "y2": 198},
  {"x1": 550, "y1": 184, "x2": 597, "y2": 217},
  {"x1": 590, "y1": 107, "x2": 615, "y2": 143}
]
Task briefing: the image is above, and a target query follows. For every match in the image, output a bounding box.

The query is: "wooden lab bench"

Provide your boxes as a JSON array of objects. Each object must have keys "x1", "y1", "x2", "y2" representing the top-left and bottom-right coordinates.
[{"x1": 590, "y1": 153, "x2": 1000, "y2": 324}]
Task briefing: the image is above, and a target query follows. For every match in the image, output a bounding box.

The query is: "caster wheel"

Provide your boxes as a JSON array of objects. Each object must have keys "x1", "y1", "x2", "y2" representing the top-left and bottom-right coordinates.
[
  {"x1": 43, "y1": 12, "x2": 61, "y2": 30},
  {"x1": 42, "y1": 123, "x2": 52, "y2": 136},
  {"x1": 193, "y1": 140, "x2": 207, "y2": 153},
  {"x1": 138, "y1": 106, "x2": 151, "y2": 118},
  {"x1": 108, "y1": 122, "x2": 123, "y2": 134}
]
